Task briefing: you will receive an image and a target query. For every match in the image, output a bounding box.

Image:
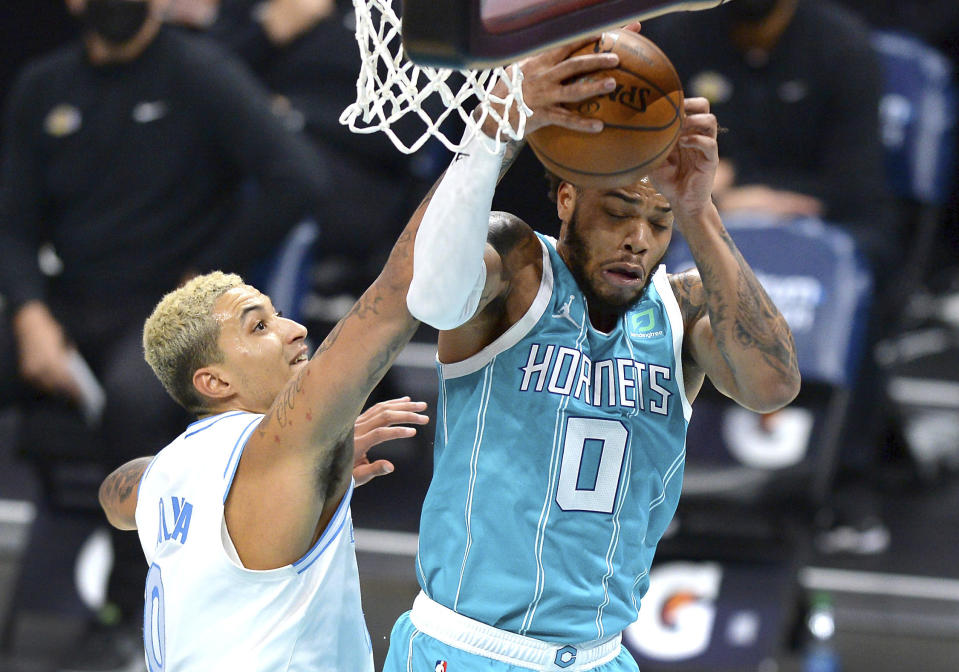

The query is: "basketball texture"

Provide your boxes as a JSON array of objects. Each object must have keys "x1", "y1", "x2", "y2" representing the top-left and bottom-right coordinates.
[{"x1": 527, "y1": 30, "x2": 684, "y2": 189}]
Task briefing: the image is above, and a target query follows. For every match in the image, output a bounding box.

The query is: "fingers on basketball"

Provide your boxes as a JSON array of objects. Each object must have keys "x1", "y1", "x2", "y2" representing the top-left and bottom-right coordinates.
[
  {"x1": 527, "y1": 29, "x2": 685, "y2": 189},
  {"x1": 683, "y1": 112, "x2": 718, "y2": 138}
]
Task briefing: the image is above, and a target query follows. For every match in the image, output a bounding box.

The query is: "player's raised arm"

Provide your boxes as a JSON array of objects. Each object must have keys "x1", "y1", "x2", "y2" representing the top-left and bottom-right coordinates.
[
  {"x1": 651, "y1": 97, "x2": 800, "y2": 412},
  {"x1": 406, "y1": 38, "x2": 623, "y2": 333}
]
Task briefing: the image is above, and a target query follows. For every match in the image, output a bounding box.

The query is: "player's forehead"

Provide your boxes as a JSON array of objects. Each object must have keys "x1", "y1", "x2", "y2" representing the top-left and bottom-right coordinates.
[
  {"x1": 597, "y1": 178, "x2": 670, "y2": 209},
  {"x1": 213, "y1": 285, "x2": 273, "y2": 324}
]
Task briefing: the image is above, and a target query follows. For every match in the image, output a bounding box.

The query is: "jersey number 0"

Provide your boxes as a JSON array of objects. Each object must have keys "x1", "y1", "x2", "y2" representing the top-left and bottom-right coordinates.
[
  {"x1": 144, "y1": 563, "x2": 166, "y2": 672},
  {"x1": 556, "y1": 417, "x2": 629, "y2": 514}
]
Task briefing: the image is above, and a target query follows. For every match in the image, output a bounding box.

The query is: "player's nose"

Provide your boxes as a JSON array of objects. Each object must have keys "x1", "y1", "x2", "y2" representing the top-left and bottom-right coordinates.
[
  {"x1": 622, "y1": 220, "x2": 649, "y2": 254},
  {"x1": 282, "y1": 316, "x2": 308, "y2": 342}
]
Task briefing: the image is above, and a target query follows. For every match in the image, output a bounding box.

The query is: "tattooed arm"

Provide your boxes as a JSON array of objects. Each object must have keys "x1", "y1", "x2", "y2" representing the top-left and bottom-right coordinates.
[
  {"x1": 99, "y1": 456, "x2": 153, "y2": 530},
  {"x1": 669, "y1": 243, "x2": 799, "y2": 412},
  {"x1": 652, "y1": 98, "x2": 800, "y2": 412}
]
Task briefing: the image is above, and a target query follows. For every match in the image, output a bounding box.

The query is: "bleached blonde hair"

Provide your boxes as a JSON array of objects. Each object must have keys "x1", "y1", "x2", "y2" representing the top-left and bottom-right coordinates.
[{"x1": 143, "y1": 271, "x2": 244, "y2": 414}]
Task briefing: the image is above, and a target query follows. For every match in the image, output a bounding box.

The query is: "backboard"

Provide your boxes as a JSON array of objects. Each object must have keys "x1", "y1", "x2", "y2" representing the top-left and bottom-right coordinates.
[{"x1": 402, "y1": 0, "x2": 732, "y2": 68}]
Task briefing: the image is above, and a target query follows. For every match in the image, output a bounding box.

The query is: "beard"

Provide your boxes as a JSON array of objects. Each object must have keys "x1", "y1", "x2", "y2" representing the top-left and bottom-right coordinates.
[{"x1": 561, "y1": 207, "x2": 650, "y2": 321}]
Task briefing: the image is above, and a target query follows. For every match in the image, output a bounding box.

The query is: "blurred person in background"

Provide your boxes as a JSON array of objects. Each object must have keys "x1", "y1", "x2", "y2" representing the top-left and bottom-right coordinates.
[
  {"x1": 0, "y1": 1, "x2": 76, "y2": 408},
  {"x1": 644, "y1": 0, "x2": 898, "y2": 288},
  {"x1": 837, "y1": 0, "x2": 959, "y2": 65},
  {"x1": 0, "y1": 0, "x2": 328, "y2": 668},
  {"x1": 168, "y1": 0, "x2": 441, "y2": 297},
  {"x1": 643, "y1": 0, "x2": 898, "y2": 534},
  {"x1": 0, "y1": 0, "x2": 77, "y2": 148},
  {"x1": 837, "y1": 0, "x2": 959, "y2": 277}
]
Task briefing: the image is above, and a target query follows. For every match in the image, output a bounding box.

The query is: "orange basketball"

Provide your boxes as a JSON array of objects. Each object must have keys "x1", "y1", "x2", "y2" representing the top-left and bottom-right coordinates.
[{"x1": 526, "y1": 30, "x2": 684, "y2": 189}]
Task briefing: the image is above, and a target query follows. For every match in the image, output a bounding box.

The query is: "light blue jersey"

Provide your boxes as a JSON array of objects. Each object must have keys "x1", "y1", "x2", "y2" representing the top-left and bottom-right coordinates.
[{"x1": 416, "y1": 233, "x2": 691, "y2": 643}]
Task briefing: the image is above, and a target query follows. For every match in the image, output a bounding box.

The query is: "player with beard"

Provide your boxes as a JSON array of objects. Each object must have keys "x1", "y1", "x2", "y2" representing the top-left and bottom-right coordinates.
[{"x1": 384, "y1": 38, "x2": 802, "y2": 672}]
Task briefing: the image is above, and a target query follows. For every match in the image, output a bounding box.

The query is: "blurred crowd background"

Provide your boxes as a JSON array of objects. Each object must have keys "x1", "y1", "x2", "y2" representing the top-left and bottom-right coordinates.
[{"x1": 0, "y1": 1, "x2": 957, "y2": 671}]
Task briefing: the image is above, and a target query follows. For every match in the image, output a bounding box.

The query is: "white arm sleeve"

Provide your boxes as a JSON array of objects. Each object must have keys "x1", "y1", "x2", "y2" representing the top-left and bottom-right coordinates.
[{"x1": 406, "y1": 134, "x2": 506, "y2": 330}]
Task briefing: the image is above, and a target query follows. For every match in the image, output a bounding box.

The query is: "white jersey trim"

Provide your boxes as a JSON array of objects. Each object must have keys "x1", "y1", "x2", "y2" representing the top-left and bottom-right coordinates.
[
  {"x1": 440, "y1": 236, "x2": 554, "y2": 379},
  {"x1": 221, "y1": 415, "x2": 263, "y2": 502},
  {"x1": 653, "y1": 267, "x2": 693, "y2": 422},
  {"x1": 411, "y1": 591, "x2": 622, "y2": 670},
  {"x1": 293, "y1": 479, "x2": 355, "y2": 573},
  {"x1": 184, "y1": 410, "x2": 249, "y2": 438}
]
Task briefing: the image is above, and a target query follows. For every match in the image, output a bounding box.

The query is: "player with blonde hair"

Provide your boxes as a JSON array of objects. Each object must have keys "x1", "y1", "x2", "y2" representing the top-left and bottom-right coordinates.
[{"x1": 142, "y1": 271, "x2": 244, "y2": 414}]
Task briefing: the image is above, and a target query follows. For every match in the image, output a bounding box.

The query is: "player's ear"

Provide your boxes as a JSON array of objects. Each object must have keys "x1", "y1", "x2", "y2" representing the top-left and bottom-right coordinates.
[
  {"x1": 193, "y1": 366, "x2": 232, "y2": 401},
  {"x1": 556, "y1": 181, "x2": 577, "y2": 221}
]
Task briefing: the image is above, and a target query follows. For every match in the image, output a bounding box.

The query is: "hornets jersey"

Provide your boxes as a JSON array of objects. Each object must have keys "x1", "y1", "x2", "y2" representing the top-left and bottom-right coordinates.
[
  {"x1": 135, "y1": 411, "x2": 373, "y2": 672},
  {"x1": 416, "y1": 233, "x2": 691, "y2": 643}
]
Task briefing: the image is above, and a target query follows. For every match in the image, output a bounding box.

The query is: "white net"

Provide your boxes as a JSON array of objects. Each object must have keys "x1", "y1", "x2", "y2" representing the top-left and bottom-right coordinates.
[{"x1": 339, "y1": 0, "x2": 532, "y2": 155}]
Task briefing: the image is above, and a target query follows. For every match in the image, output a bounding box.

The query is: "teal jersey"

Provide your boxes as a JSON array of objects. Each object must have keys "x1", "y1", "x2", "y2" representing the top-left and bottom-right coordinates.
[{"x1": 416, "y1": 234, "x2": 692, "y2": 643}]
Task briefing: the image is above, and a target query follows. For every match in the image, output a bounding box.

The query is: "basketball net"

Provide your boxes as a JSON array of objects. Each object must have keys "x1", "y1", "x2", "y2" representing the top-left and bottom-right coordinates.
[{"x1": 339, "y1": 0, "x2": 531, "y2": 155}]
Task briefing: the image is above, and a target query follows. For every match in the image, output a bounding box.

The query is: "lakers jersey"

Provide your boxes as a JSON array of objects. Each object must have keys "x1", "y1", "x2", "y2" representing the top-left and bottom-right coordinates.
[
  {"x1": 416, "y1": 234, "x2": 691, "y2": 643},
  {"x1": 135, "y1": 411, "x2": 373, "y2": 672}
]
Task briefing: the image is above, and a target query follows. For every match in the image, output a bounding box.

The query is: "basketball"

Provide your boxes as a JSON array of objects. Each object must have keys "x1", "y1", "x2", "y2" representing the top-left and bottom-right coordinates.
[{"x1": 526, "y1": 30, "x2": 685, "y2": 189}]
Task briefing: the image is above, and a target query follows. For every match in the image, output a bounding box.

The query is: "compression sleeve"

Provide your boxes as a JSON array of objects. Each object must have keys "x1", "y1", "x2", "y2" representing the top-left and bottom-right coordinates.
[{"x1": 406, "y1": 134, "x2": 506, "y2": 330}]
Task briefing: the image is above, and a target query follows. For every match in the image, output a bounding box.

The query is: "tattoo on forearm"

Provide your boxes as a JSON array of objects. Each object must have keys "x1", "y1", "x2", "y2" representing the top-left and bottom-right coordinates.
[
  {"x1": 731, "y1": 267, "x2": 799, "y2": 380},
  {"x1": 497, "y1": 139, "x2": 525, "y2": 184},
  {"x1": 363, "y1": 320, "x2": 419, "y2": 389},
  {"x1": 700, "y1": 259, "x2": 736, "y2": 372},
  {"x1": 311, "y1": 292, "x2": 374, "y2": 361},
  {"x1": 692, "y1": 230, "x2": 799, "y2": 386},
  {"x1": 717, "y1": 230, "x2": 798, "y2": 381},
  {"x1": 391, "y1": 229, "x2": 413, "y2": 263},
  {"x1": 103, "y1": 461, "x2": 146, "y2": 506}
]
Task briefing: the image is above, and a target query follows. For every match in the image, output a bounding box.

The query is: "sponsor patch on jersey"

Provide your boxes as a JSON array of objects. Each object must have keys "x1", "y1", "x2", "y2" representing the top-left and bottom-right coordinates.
[{"x1": 629, "y1": 305, "x2": 665, "y2": 339}]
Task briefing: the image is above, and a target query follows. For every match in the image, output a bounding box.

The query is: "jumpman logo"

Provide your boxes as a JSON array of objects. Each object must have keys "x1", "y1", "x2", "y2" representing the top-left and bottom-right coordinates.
[{"x1": 552, "y1": 295, "x2": 581, "y2": 329}]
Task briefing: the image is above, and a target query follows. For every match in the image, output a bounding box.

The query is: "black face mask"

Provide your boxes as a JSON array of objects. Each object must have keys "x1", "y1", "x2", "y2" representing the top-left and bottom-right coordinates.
[
  {"x1": 721, "y1": 0, "x2": 780, "y2": 22},
  {"x1": 81, "y1": 0, "x2": 151, "y2": 45}
]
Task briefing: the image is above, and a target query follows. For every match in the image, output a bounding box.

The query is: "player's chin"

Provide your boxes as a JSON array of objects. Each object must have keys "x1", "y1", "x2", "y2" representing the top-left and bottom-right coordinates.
[
  {"x1": 596, "y1": 284, "x2": 645, "y2": 311},
  {"x1": 598, "y1": 271, "x2": 645, "y2": 299}
]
